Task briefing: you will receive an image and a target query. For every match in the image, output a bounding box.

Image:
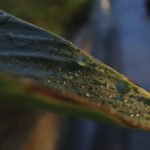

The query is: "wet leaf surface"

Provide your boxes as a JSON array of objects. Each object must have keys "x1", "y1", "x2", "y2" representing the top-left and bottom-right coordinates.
[{"x1": 1, "y1": 10, "x2": 150, "y2": 129}]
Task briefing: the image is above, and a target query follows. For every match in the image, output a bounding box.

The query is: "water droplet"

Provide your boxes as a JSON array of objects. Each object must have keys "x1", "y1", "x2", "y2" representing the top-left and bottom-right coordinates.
[
  {"x1": 104, "y1": 69, "x2": 110, "y2": 73},
  {"x1": 0, "y1": 13, "x2": 9, "y2": 23},
  {"x1": 124, "y1": 99, "x2": 127, "y2": 103},
  {"x1": 77, "y1": 61, "x2": 87, "y2": 66},
  {"x1": 64, "y1": 40, "x2": 72, "y2": 46},
  {"x1": 100, "y1": 69, "x2": 105, "y2": 73},
  {"x1": 86, "y1": 93, "x2": 90, "y2": 97},
  {"x1": 69, "y1": 76, "x2": 73, "y2": 79},
  {"x1": 75, "y1": 73, "x2": 78, "y2": 77},
  {"x1": 130, "y1": 114, "x2": 134, "y2": 117},
  {"x1": 116, "y1": 81, "x2": 130, "y2": 94},
  {"x1": 81, "y1": 85, "x2": 85, "y2": 89}
]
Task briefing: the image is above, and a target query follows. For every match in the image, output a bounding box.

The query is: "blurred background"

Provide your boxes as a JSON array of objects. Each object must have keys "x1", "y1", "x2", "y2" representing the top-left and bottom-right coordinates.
[{"x1": 1, "y1": 0, "x2": 150, "y2": 150}]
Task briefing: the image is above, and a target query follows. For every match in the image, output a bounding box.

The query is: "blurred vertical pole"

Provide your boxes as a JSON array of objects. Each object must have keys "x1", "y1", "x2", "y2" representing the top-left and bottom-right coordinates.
[
  {"x1": 91, "y1": 0, "x2": 122, "y2": 72},
  {"x1": 90, "y1": 0, "x2": 129, "y2": 150}
]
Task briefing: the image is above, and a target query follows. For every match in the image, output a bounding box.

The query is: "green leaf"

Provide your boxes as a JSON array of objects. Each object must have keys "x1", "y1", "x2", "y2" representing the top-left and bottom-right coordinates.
[
  {"x1": 1, "y1": 10, "x2": 150, "y2": 129},
  {"x1": 0, "y1": 72, "x2": 126, "y2": 127}
]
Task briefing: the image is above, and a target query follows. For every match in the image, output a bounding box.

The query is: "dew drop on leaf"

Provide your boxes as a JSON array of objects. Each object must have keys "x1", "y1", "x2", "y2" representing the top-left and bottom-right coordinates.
[
  {"x1": 116, "y1": 81, "x2": 130, "y2": 94},
  {"x1": 86, "y1": 93, "x2": 90, "y2": 97},
  {"x1": 100, "y1": 69, "x2": 104, "y2": 73},
  {"x1": 81, "y1": 85, "x2": 85, "y2": 89},
  {"x1": 75, "y1": 73, "x2": 78, "y2": 77},
  {"x1": 77, "y1": 61, "x2": 87, "y2": 67},
  {"x1": 130, "y1": 114, "x2": 134, "y2": 117},
  {"x1": 48, "y1": 80, "x2": 51, "y2": 83}
]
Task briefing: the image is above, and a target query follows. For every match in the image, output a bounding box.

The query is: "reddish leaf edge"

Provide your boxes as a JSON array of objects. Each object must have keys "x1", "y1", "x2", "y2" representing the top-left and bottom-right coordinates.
[{"x1": 1, "y1": 72, "x2": 149, "y2": 130}]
